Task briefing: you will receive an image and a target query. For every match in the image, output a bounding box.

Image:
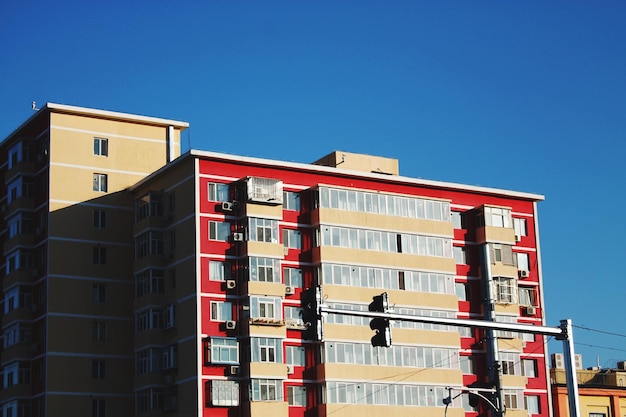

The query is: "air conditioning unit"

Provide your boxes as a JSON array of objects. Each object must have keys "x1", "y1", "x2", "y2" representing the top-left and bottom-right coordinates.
[
  {"x1": 524, "y1": 306, "x2": 536, "y2": 316},
  {"x1": 229, "y1": 365, "x2": 240, "y2": 375},
  {"x1": 515, "y1": 234, "x2": 522, "y2": 242},
  {"x1": 225, "y1": 320, "x2": 237, "y2": 330},
  {"x1": 519, "y1": 270, "x2": 530, "y2": 278},
  {"x1": 221, "y1": 201, "x2": 234, "y2": 212},
  {"x1": 226, "y1": 280, "x2": 237, "y2": 289},
  {"x1": 552, "y1": 353, "x2": 565, "y2": 369},
  {"x1": 575, "y1": 354, "x2": 583, "y2": 370},
  {"x1": 287, "y1": 365, "x2": 294, "y2": 374},
  {"x1": 285, "y1": 286, "x2": 295, "y2": 295},
  {"x1": 232, "y1": 232, "x2": 244, "y2": 242},
  {"x1": 617, "y1": 361, "x2": 626, "y2": 371}
]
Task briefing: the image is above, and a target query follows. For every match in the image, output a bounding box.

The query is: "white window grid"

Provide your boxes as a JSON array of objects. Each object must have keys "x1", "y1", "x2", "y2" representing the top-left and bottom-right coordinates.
[
  {"x1": 249, "y1": 257, "x2": 280, "y2": 282},
  {"x1": 319, "y1": 186, "x2": 451, "y2": 222}
]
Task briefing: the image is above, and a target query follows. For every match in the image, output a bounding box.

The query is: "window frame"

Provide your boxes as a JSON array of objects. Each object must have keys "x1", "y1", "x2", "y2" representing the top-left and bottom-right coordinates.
[
  {"x1": 93, "y1": 173, "x2": 108, "y2": 192},
  {"x1": 93, "y1": 137, "x2": 109, "y2": 156}
]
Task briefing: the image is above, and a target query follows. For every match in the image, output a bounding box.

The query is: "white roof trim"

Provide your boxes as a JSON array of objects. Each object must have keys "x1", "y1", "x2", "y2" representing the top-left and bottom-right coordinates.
[
  {"x1": 46, "y1": 103, "x2": 189, "y2": 128},
  {"x1": 189, "y1": 149, "x2": 545, "y2": 201}
]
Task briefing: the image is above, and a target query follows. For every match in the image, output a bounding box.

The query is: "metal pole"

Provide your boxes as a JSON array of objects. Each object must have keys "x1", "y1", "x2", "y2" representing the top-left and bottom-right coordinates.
[{"x1": 559, "y1": 319, "x2": 581, "y2": 417}]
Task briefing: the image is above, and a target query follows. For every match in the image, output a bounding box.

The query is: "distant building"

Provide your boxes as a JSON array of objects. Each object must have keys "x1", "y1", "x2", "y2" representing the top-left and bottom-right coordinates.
[
  {"x1": 551, "y1": 355, "x2": 626, "y2": 417},
  {"x1": 0, "y1": 103, "x2": 549, "y2": 417}
]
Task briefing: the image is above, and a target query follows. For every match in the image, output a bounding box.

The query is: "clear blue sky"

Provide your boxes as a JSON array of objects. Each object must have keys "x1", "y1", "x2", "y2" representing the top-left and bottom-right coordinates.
[{"x1": 2, "y1": 1, "x2": 625, "y2": 367}]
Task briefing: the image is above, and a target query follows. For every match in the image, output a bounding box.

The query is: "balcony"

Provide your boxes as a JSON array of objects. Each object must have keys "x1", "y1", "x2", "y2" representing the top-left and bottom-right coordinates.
[
  {"x1": 3, "y1": 234, "x2": 35, "y2": 254},
  {"x1": 3, "y1": 268, "x2": 38, "y2": 289},
  {"x1": 4, "y1": 197, "x2": 35, "y2": 216},
  {"x1": 2, "y1": 307, "x2": 34, "y2": 327}
]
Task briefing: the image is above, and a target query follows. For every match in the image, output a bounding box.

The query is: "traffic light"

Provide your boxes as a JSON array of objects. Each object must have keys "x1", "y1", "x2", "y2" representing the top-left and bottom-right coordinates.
[
  {"x1": 369, "y1": 292, "x2": 391, "y2": 347},
  {"x1": 301, "y1": 286, "x2": 324, "y2": 341}
]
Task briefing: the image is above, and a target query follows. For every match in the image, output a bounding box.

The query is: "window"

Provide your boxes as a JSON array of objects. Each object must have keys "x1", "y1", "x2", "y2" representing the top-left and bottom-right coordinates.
[
  {"x1": 92, "y1": 360, "x2": 106, "y2": 379},
  {"x1": 484, "y1": 206, "x2": 511, "y2": 228},
  {"x1": 164, "y1": 304, "x2": 176, "y2": 329},
  {"x1": 206, "y1": 337, "x2": 238, "y2": 364},
  {"x1": 3, "y1": 362, "x2": 30, "y2": 387},
  {"x1": 208, "y1": 182, "x2": 230, "y2": 202},
  {"x1": 283, "y1": 229, "x2": 302, "y2": 249},
  {"x1": 94, "y1": 137, "x2": 108, "y2": 156},
  {"x1": 283, "y1": 191, "x2": 301, "y2": 211},
  {"x1": 459, "y1": 356, "x2": 474, "y2": 374},
  {"x1": 515, "y1": 252, "x2": 530, "y2": 271},
  {"x1": 134, "y1": 269, "x2": 164, "y2": 298},
  {"x1": 287, "y1": 386, "x2": 307, "y2": 406},
  {"x1": 135, "y1": 192, "x2": 163, "y2": 221},
  {"x1": 284, "y1": 267, "x2": 303, "y2": 287},
  {"x1": 134, "y1": 232, "x2": 164, "y2": 258},
  {"x1": 455, "y1": 282, "x2": 470, "y2": 301},
  {"x1": 135, "y1": 309, "x2": 163, "y2": 333},
  {"x1": 93, "y1": 173, "x2": 108, "y2": 192},
  {"x1": 209, "y1": 261, "x2": 231, "y2": 281},
  {"x1": 503, "y1": 390, "x2": 522, "y2": 410},
  {"x1": 3, "y1": 324, "x2": 31, "y2": 348},
  {"x1": 524, "y1": 395, "x2": 540, "y2": 414},
  {"x1": 519, "y1": 287, "x2": 536, "y2": 307},
  {"x1": 7, "y1": 142, "x2": 22, "y2": 169},
  {"x1": 500, "y1": 352, "x2": 522, "y2": 375},
  {"x1": 136, "y1": 389, "x2": 164, "y2": 412},
  {"x1": 494, "y1": 277, "x2": 517, "y2": 304},
  {"x1": 285, "y1": 306, "x2": 304, "y2": 328},
  {"x1": 450, "y1": 211, "x2": 464, "y2": 229},
  {"x1": 163, "y1": 344, "x2": 178, "y2": 369},
  {"x1": 5, "y1": 250, "x2": 33, "y2": 275},
  {"x1": 318, "y1": 186, "x2": 450, "y2": 222},
  {"x1": 4, "y1": 286, "x2": 31, "y2": 313},
  {"x1": 93, "y1": 321, "x2": 106, "y2": 341},
  {"x1": 513, "y1": 218, "x2": 527, "y2": 237},
  {"x1": 93, "y1": 284, "x2": 107, "y2": 303},
  {"x1": 251, "y1": 337, "x2": 282, "y2": 363},
  {"x1": 6, "y1": 176, "x2": 34, "y2": 204},
  {"x1": 210, "y1": 380, "x2": 239, "y2": 406},
  {"x1": 136, "y1": 348, "x2": 162, "y2": 375},
  {"x1": 249, "y1": 257, "x2": 280, "y2": 282},
  {"x1": 286, "y1": 346, "x2": 306, "y2": 366},
  {"x1": 246, "y1": 177, "x2": 283, "y2": 203},
  {"x1": 93, "y1": 210, "x2": 107, "y2": 228},
  {"x1": 589, "y1": 414, "x2": 606, "y2": 417},
  {"x1": 251, "y1": 379, "x2": 283, "y2": 401},
  {"x1": 210, "y1": 301, "x2": 232, "y2": 321},
  {"x1": 93, "y1": 246, "x2": 107, "y2": 265},
  {"x1": 209, "y1": 221, "x2": 230, "y2": 241},
  {"x1": 250, "y1": 296, "x2": 281, "y2": 320},
  {"x1": 523, "y1": 359, "x2": 537, "y2": 378},
  {"x1": 92, "y1": 399, "x2": 106, "y2": 417},
  {"x1": 248, "y1": 218, "x2": 278, "y2": 243},
  {"x1": 7, "y1": 214, "x2": 32, "y2": 238},
  {"x1": 491, "y1": 243, "x2": 514, "y2": 265},
  {"x1": 453, "y1": 246, "x2": 467, "y2": 264}
]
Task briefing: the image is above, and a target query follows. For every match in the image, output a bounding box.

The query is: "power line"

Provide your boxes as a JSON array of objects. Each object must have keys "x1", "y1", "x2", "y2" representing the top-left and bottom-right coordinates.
[
  {"x1": 573, "y1": 324, "x2": 626, "y2": 339},
  {"x1": 575, "y1": 342, "x2": 626, "y2": 353}
]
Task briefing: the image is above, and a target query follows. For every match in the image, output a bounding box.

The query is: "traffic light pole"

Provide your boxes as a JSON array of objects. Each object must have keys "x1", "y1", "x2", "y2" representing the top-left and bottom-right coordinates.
[{"x1": 320, "y1": 305, "x2": 581, "y2": 417}]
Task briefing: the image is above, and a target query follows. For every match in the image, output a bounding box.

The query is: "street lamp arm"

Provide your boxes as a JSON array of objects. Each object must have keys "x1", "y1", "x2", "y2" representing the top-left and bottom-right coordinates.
[{"x1": 443, "y1": 387, "x2": 503, "y2": 417}]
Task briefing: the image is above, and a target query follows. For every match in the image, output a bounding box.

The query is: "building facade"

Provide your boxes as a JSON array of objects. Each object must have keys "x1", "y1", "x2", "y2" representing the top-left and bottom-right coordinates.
[
  {"x1": 0, "y1": 104, "x2": 550, "y2": 417},
  {"x1": 551, "y1": 357, "x2": 626, "y2": 417}
]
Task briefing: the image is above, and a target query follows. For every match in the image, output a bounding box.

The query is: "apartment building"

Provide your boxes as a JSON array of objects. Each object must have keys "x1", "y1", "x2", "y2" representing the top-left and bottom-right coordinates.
[
  {"x1": 0, "y1": 104, "x2": 187, "y2": 416},
  {"x1": 1, "y1": 104, "x2": 550, "y2": 417},
  {"x1": 550, "y1": 355, "x2": 626, "y2": 417}
]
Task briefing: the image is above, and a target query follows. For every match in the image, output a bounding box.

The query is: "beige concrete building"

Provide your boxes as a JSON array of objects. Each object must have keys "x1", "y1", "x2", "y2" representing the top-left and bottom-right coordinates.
[{"x1": 0, "y1": 103, "x2": 187, "y2": 417}]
